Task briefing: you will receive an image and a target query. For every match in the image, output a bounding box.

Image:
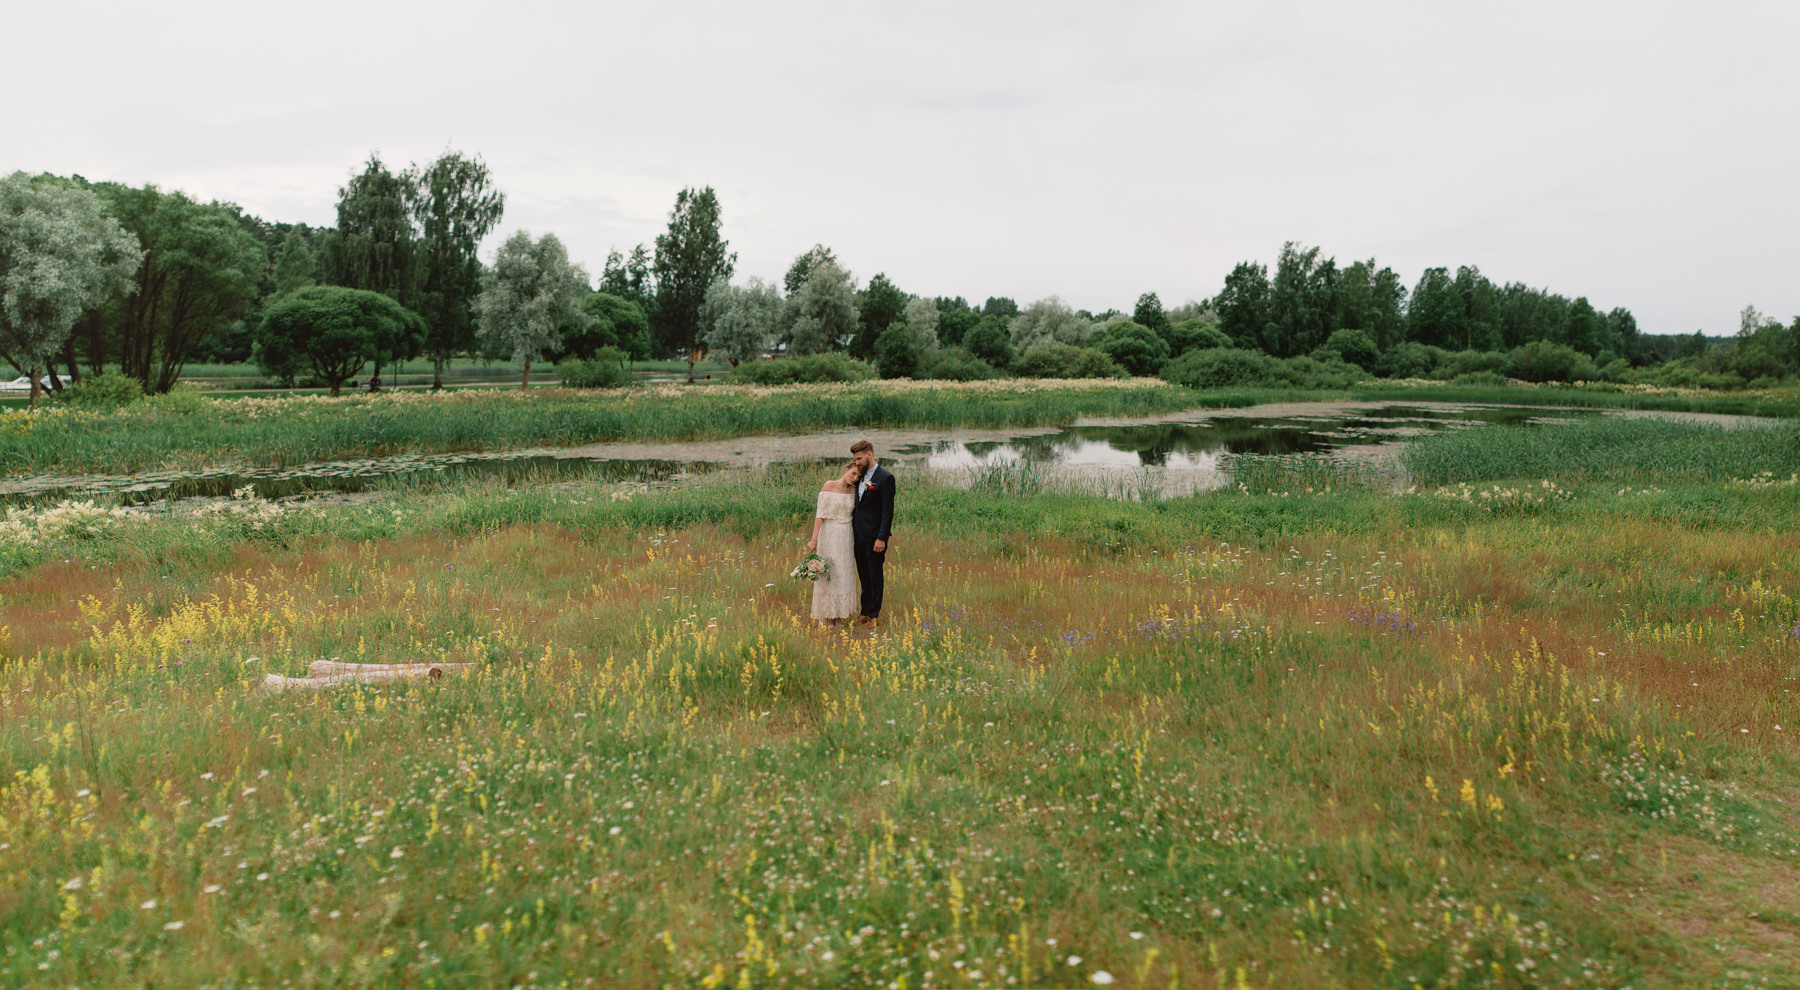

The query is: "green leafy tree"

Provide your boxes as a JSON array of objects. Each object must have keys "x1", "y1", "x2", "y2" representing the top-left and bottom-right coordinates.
[
  {"x1": 1132, "y1": 292, "x2": 1171, "y2": 342},
  {"x1": 935, "y1": 297, "x2": 978, "y2": 348},
  {"x1": 872, "y1": 321, "x2": 923, "y2": 379},
  {"x1": 1559, "y1": 297, "x2": 1601, "y2": 355},
  {"x1": 902, "y1": 297, "x2": 940, "y2": 351},
  {"x1": 0, "y1": 172, "x2": 142, "y2": 405},
  {"x1": 270, "y1": 230, "x2": 315, "y2": 297},
  {"x1": 1407, "y1": 267, "x2": 1462, "y2": 350},
  {"x1": 855, "y1": 273, "x2": 906, "y2": 358},
  {"x1": 256, "y1": 286, "x2": 424, "y2": 396},
  {"x1": 653, "y1": 187, "x2": 735, "y2": 380},
  {"x1": 1454, "y1": 265, "x2": 1502, "y2": 351},
  {"x1": 783, "y1": 244, "x2": 838, "y2": 297},
  {"x1": 982, "y1": 296, "x2": 1018, "y2": 319},
  {"x1": 405, "y1": 150, "x2": 504, "y2": 389},
  {"x1": 563, "y1": 292, "x2": 651, "y2": 361},
  {"x1": 475, "y1": 231, "x2": 592, "y2": 389},
  {"x1": 701, "y1": 277, "x2": 783, "y2": 366},
  {"x1": 1091, "y1": 319, "x2": 1171, "y2": 376},
  {"x1": 324, "y1": 153, "x2": 416, "y2": 300},
  {"x1": 93, "y1": 183, "x2": 266, "y2": 393},
  {"x1": 963, "y1": 315, "x2": 1015, "y2": 369},
  {"x1": 1215, "y1": 262, "x2": 1270, "y2": 350},
  {"x1": 1265, "y1": 242, "x2": 1336, "y2": 357},
  {"x1": 1008, "y1": 296, "x2": 1092, "y2": 351},
  {"x1": 783, "y1": 258, "x2": 858, "y2": 356}
]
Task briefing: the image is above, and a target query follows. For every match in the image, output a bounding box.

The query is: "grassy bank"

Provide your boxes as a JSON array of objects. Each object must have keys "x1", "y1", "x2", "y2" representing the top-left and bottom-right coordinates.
[{"x1": 3, "y1": 422, "x2": 1800, "y2": 988}]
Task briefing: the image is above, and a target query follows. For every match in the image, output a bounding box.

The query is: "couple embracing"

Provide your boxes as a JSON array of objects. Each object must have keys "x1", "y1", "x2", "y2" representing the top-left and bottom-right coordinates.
[{"x1": 805, "y1": 440, "x2": 895, "y2": 627}]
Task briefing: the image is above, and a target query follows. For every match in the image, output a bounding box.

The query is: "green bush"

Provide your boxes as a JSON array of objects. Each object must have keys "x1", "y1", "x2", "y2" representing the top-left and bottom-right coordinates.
[
  {"x1": 1161, "y1": 347, "x2": 1366, "y2": 389},
  {"x1": 558, "y1": 347, "x2": 637, "y2": 388},
  {"x1": 1091, "y1": 320, "x2": 1171, "y2": 376},
  {"x1": 1507, "y1": 340, "x2": 1602, "y2": 383},
  {"x1": 144, "y1": 384, "x2": 213, "y2": 415},
  {"x1": 51, "y1": 372, "x2": 144, "y2": 408},
  {"x1": 1160, "y1": 347, "x2": 1286, "y2": 388},
  {"x1": 1437, "y1": 348, "x2": 1509, "y2": 379},
  {"x1": 1380, "y1": 342, "x2": 1450, "y2": 379},
  {"x1": 1011, "y1": 344, "x2": 1124, "y2": 379},
  {"x1": 730, "y1": 352, "x2": 874, "y2": 385},
  {"x1": 916, "y1": 347, "x2": 1001, "y2": 382},
  {"x1": 1167, "y1": 318, "x2": 1231, "y2": 358},
  {"x1": 1322, "y1": 329, "x2": 1379, "y2": 370}
]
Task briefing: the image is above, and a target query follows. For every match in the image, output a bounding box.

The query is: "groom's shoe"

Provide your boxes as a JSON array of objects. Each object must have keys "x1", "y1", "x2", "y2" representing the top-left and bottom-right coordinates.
[{"x1": 855, "y1": 615, "x2": 873, "y2": 627}]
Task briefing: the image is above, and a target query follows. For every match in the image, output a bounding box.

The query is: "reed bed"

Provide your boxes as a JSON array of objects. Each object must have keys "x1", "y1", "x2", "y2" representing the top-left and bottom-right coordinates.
[
  {"x1": 3, "y1": 416, "x2": 1800, "y2": 988},
  {"x1": 1401, "y1": 415, "x2": 1800, "y2": 487},
  {"x1": 0, "y1": 380, "x2": 1211, "y2": 477}
]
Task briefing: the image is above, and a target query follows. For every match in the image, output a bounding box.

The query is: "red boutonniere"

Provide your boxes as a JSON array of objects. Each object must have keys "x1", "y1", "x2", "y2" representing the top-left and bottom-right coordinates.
[{"x1": 865, "y1": 482, "x2": 879, "y2": 491}]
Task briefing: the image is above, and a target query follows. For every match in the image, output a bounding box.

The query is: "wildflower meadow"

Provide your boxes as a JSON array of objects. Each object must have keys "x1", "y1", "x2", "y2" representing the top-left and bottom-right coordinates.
[{"x1": 2, "y1": 388, "x2": 1799, "y2": 988}]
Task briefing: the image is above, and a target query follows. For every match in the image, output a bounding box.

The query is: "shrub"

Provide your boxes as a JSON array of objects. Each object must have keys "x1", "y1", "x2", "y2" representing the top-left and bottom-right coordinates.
[
  {"x1": 1011, "y1": 345, "x2": 1124, "y2": 379},
  {"x1": 52, "y1": 372, "x2": 144, "y2": 408},
  {"x1": 916, "y1": 347, "x2": 1001, "y2": 382},
  {"x1": 1322, "y1": 329, "x2": 1379, "y2": 370},
  {"x1": 1160, "y1": 347, "x2": 1287, "y2": 388},
  {"x1": 144, "y1": 384, "x2": 213, "y2": 415},
  {"x1": 1380, "y1": 342, "x2": 1449, "y2": 379},
  {"x1": 1507, "y1": 340, "x2": 1602, "y2": 383},
  {"x1": 730, "y1": 352, "x2": 874, "y2": 385},
  {"x1": 1437, "y1": 348, "x2": 1509, "y2": 379},
  {"x1": 558, "y1": 347, "x2": 636, "y2": 388},
  {"x1": 1167, "y1": 318, "x2": 1232, "y2": 358},
  {"x1": 1091, "y1": 320, "x2": 1171, "y2": 376}
]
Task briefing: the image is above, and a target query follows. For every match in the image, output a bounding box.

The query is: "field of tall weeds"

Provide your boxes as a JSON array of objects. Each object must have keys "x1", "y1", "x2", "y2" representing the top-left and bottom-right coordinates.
[{"x1": 2, "y1": 399, "x2": 1799, "y2": 988}]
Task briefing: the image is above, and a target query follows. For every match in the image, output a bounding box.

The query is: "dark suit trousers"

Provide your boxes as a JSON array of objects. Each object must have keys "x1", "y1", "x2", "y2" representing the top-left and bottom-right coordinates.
[{"x1": 854, "y1": 541, "x2": 885, "y2": 619}]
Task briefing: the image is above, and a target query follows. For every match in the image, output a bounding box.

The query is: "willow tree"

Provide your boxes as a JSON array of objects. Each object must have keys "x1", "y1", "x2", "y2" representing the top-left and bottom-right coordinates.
[
  {"x1": 474, "y1": 231, "x2": 591, "y2": 389},
  {"x1": 0, "y1": 172, "x2": 142, "y2": 406}
]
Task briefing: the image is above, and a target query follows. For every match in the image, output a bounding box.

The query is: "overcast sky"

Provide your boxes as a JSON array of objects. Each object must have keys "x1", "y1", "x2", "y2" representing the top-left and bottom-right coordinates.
[{"x1": 7, "y1": 0, "x2": 1796, "y2": 336}]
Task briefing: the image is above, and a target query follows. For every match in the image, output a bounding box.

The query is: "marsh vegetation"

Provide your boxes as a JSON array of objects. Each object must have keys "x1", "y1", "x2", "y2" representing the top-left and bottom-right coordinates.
[{"x1": 2, "y1": 383, "x2": 1799, "y2": 987}]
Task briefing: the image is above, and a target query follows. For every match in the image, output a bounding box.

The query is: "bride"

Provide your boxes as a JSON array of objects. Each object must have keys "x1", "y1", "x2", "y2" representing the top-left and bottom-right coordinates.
[{"x1": 806, "y1": 463, "x2": 861, "y2": 625}]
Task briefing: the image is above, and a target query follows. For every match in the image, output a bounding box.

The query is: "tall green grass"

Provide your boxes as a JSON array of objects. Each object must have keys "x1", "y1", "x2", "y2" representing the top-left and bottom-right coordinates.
[
  {"x1": 1401, "y1": 415, "x2": 1800, "y2": 486},
  {"x1": 0, "y1": 382, "x2": 1211, "y2": 475}
]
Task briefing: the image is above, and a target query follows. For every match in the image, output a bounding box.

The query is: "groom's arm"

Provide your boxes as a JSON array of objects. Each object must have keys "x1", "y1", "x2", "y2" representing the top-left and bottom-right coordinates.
[{"x1": 877, "y1": 471, "x2": 896, "y2": 544}]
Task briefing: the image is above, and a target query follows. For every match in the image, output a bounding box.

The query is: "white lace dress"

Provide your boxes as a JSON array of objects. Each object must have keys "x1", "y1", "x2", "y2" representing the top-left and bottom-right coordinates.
[{"x1": 810, "y1": 491, "x2": 858, "y2": 621}]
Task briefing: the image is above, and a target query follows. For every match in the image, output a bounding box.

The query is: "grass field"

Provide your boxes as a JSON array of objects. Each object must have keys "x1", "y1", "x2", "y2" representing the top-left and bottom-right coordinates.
[{"x1": 2, "y1": 394, "x2": 1800, "y2": 988}]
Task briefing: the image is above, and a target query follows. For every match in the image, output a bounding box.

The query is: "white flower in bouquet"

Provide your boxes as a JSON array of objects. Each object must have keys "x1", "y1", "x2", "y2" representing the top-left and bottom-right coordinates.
[{"x1": 789, "y1": 551, "x2": 831, "y2": 581}]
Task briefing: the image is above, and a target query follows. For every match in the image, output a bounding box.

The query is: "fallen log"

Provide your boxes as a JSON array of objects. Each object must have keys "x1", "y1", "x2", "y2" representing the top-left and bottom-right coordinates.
[
  {"x1": 307, "y1": 659, "x2": 479, "y2": 677},
  {"x1": 258, "y1": 661, "x2": 476, "y2": 694}
]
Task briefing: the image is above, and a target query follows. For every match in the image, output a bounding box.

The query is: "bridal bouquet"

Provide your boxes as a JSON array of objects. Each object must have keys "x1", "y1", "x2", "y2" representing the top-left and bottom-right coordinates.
[{"x1": 789, "y1": 551, "x2": 832, "y2": 582}]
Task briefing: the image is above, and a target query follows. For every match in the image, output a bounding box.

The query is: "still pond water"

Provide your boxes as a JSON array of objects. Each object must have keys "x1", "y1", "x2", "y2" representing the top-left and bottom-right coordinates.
[{"x1": 1, "y1": 403, "x2": 1590, "y2": 507}]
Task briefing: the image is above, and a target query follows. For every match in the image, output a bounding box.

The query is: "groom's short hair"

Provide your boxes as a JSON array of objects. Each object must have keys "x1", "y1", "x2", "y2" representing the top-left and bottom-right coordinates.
[{"x1": 850, "y1": 439, "x2": 874, "y2": 455}]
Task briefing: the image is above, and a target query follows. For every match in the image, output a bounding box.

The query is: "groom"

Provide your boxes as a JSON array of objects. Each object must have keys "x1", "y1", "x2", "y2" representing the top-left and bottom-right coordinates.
[{"x1": 849, "y1": 439, "x2": 895, "y2": 627}]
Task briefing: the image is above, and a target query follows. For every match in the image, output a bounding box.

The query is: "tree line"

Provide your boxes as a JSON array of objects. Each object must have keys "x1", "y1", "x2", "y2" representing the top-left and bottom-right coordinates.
[{"x1": 6, "y1": 160, "x2": 1798, "y2": 405}]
